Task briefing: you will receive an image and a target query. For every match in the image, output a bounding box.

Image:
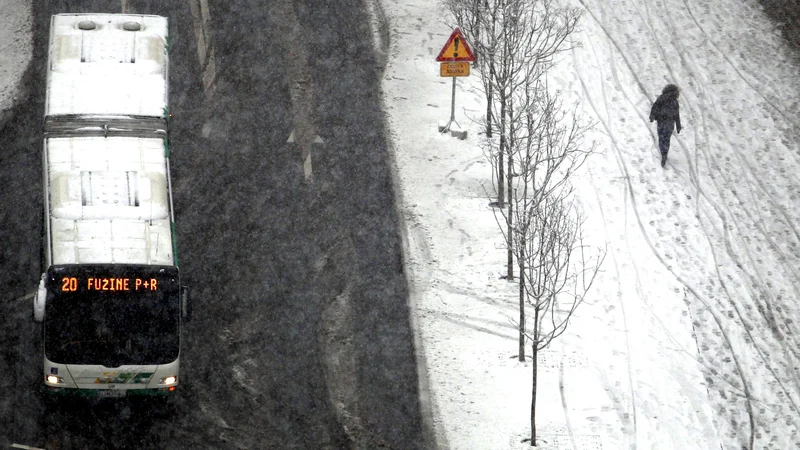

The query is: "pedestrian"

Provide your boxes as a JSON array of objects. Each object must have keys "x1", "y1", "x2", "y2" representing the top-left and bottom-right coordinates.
[{"x1": 649, "y1": 84, "x2": 682, "y2": 167}]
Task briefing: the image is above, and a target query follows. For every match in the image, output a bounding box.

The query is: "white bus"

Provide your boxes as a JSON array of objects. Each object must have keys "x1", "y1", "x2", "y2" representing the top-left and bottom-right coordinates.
[{"x1": 32, "y1": 13, "x2": 190, "y2": 398}]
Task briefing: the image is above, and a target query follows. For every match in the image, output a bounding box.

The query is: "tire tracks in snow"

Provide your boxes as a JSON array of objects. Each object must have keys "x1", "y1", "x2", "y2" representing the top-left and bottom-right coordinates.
[
  {"x1": 620, "y1": 0, "x2": 800, "y2": 397},
  {"x1": 572, "y1": 34, "x2": 750, "y2": 445},
  {"x1": 576, "y1": 9, "x2": 682, "y2": 446},
  {"x1": 584, "y1": 163, "x2": 707, "y2": 448},
  {"x1": 574, "y1": 14, "x2": 640, "y2": 448},
  {"x1": 659, "y1": 0, "x2": 800, "y2": 350},
  {"x1": 574, "y1": 0, "x2": 758, "y2": 445},
  {"x1": 659, "y1": 0, "x2": 800, "y2": 282},
  {"x1": 652, "y1": 0, "x2": 800, "y2": 342},
  {"x1": 650, "y1": 0, "x2": 800, "y2": 439},
  {"x1": 680, "y1": 0, "x2": 800, "y2": 145},
  {"x1": 576, "y1": 0, "x2": 800, "y2": 446},
  {"x1": 584, "y1": 168, "x2": 641, "y2": 448},
  {"x1": 559, "y1": 358, "x2": 579, "y2": 450}
]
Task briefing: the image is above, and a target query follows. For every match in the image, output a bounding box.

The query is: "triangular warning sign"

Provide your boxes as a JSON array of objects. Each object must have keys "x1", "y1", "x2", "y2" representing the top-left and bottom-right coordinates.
[{"x1": 436, "y1": 27, "x2": 475, "y2": 62}]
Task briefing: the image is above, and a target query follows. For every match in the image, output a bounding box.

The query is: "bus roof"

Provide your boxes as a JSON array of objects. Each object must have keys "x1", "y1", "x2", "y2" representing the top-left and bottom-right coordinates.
[
  {"x1": 46, "y1": 14, "x2": 169, "y2": 118},
  {"x1": 46, "y1": 135, "x2": 175, "y2": 266}
]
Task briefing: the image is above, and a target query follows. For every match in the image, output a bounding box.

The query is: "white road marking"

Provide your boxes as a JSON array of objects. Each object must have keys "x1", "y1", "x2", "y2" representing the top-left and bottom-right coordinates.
[
  {"x1": 288, "y1": 130, "x2": 324, "y2": 182},
  {"x1": 12, "y1": 444, "x2": 45, "y2": 450},
  {"x1": 276, "y1": 0, "x2": 322, "y2": 183},
  {"x1": 188, "y1": 0, "x2": 216, "y2": 97},
  {"x1": 15, "y1": 291, "x2": 35, "y2": 301}
]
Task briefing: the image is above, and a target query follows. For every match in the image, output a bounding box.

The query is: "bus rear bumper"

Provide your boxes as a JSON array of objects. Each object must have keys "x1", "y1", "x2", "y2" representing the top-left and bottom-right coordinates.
[{"x1": 43, "y1": 385, "x2": 178, "y2": 397}]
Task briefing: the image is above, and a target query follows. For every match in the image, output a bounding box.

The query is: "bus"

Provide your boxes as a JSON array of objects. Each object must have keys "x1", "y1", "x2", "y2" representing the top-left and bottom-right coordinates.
[{"x1": 32, "y1": 13, "x2": 190, "y2": 398}]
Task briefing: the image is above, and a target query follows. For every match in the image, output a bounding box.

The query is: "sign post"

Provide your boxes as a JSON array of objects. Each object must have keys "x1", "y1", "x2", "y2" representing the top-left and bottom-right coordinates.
[{"x1": 436, "y1": 27, "x2": 475, "y2": 137}]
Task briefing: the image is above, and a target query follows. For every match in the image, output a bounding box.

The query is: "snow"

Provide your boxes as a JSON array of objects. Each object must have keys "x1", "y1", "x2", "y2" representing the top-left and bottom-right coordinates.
[
  {"x1": 380, "y1": 0, "x2": 800, "y2": 448},
  {"x1": 47, "y1": 14, "x2": 169, "y2": 117},
  {"x1": 40, "y1": 14, "x2": 175, "y2": 268},
  {"x1": 2, "y1": 0, "x2": 800, "y2": 448}
]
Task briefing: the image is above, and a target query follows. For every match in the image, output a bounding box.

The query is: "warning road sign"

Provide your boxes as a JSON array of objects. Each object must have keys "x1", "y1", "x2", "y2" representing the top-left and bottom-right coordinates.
[{"x1": 435, "y1": 27, "x2": 475, "y2": 62}]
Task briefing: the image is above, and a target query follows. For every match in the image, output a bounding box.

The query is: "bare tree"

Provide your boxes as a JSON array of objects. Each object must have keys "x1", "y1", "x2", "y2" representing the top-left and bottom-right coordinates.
[
  {"x1": 477, "y1": 0, "x2": 582, "y2": 284},
  {"x1": 492, "y1": 65, "x2": 599, "y2": 354},
  {"x1": 469, "y1": 0, "x2": 583, "y2": 359},
  {"x1": 446, "y1": 0, "x2": 602, "y2": 444},
  {"x1": 520, "y1": 190, "x2": 605, "y2": 446},
  {"x1": 442, "y1": 0, "x2": 499, "y2": 173},
  {"x1": 488, "y1": 81, "x2": 604, "y2": 440},
  {"x1": 446, "y1": 0, "x2": 578, "y2": 207},
  {"x1": 511, "y1": 78, "x2": 604, "y2": 450}
]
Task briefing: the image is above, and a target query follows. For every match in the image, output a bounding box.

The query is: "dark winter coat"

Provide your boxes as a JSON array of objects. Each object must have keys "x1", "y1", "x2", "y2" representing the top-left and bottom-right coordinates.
[{"x1": 649, "y1": 84, "x2": 682, "y2": 132}]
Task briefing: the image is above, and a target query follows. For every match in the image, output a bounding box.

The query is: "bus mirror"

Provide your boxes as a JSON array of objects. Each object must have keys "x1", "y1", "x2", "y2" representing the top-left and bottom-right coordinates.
[
  {"x1": 180, "y1": 285, "x2": 192, "y2": 322},
  {"x1": 33, "y1": 274, "x2": 46, "y2": 323}
]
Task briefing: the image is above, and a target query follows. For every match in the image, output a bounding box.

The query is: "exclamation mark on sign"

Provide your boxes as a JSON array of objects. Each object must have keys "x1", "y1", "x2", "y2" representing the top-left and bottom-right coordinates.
[{"x1": 454, "y1": 37, "x2": 459, "y2": 58}]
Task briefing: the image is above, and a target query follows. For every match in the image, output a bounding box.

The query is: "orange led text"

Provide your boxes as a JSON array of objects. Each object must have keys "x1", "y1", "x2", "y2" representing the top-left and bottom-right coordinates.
[{"x1": 59, "y1": 277, "x2": 161, "y2": 292}]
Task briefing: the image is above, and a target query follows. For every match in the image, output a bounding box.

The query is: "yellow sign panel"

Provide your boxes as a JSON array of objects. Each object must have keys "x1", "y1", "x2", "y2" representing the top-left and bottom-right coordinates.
[
  {"x1": 440, "y1": 62, "x2": 470, "y2": 77},
  {"x1": 436, "y1": 27, "x2": 476, "y2": 62}
]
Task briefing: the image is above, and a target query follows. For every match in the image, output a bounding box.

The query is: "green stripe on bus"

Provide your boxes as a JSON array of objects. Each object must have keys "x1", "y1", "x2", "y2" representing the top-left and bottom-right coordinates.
[{"x1": 171, "y1": 221, "x2": 179, "y2": 266}]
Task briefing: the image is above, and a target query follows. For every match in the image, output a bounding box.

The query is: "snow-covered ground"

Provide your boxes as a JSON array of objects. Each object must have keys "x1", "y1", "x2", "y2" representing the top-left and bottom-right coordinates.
[{"x1": 381, "y1": 0, "x2": 800, "y2": 448}]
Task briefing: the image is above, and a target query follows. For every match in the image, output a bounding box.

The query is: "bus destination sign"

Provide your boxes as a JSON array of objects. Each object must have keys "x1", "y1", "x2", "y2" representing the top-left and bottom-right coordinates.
[{"x1": 60, "y1": 277, "x2": 160, "y2": 292}]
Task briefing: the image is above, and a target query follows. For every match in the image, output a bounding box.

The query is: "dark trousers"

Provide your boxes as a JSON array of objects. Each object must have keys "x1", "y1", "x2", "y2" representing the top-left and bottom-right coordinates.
[{"x1": 657, "y1": 120, "x2": 675, "y2": 155}]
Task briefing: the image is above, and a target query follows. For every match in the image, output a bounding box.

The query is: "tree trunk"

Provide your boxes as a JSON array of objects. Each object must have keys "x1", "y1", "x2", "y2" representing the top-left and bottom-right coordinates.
[
  {"x1": 518, "y1": 249, "x2": 525, "y2": 361},
  {"x1": 506, "y1": 127, "x2": 513, "y2": 279},
  {"x1": 472, "y1": 3, "x2": 480, "y2": 67},
  {"x1": 531, "y1": 290, "x2": 541, "y2": 446},
  {"x1": 486, "y1": 79, "x2": 493, "y2": 138},
  {"x1": 497, "y1": 89, "x2": 506, "y2": 208},
  {"x1": 531, "y1": 341, "x2": 538, "y2": 446},
  {"x1": 507, "y1": 189, "x2": 514, "y2": 280},
  {"x1": 506, "y1": 129, "x2": 513, "y2": 211}
]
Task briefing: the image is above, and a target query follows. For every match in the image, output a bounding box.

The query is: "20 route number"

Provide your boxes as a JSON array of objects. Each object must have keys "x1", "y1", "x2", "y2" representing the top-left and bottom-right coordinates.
[{"x1": 60, "y1": 277, "x2": 160, "y2": 292}]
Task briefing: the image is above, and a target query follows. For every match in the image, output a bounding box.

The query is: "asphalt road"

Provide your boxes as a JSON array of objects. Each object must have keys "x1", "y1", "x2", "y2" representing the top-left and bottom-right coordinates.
[
  {"x1": 0, "y1": 1, "x2": 426, "y2": 449},
  {"x1": 757, "y1": 0, "x2": 800, "y2": 50}
]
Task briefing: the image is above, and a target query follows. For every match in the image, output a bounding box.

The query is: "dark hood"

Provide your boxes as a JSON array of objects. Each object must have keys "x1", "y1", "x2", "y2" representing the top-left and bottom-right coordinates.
[{"x1": 661, "y1": 84, "x2": 679, "y2": 100}]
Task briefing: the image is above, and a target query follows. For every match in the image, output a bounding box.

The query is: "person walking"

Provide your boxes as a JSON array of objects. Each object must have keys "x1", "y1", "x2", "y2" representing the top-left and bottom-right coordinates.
[{"x1": 649, "y1": 84, "x2": 682, "y2": 167}]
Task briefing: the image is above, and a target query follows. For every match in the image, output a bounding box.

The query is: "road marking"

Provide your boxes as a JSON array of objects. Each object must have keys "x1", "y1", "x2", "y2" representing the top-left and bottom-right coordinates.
[
  {"x1": 188, "y1": 0, "x2": 217, "y2": 98},
  {"x1": 287, "y1": 130, "x2": 324, "y2": 182},
  {"x1": 12, "y1": 444, "x2": 45, "y2": 450},
  {"x1": 275, "y1": 0, "x2": 323, "y2": 183},
  {"x1": 16, "y1": 291, "x2": 35, "y2": 302}
]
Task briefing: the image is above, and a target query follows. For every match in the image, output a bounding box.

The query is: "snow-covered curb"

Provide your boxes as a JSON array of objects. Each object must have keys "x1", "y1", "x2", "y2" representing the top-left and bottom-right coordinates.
[{"x1": 365, "y1": 1, "x2": 442, "y2": 448}]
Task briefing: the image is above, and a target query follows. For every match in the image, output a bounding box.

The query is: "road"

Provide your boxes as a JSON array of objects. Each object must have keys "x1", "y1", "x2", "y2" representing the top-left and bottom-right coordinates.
[
  {"x1": 758, "y1": 0, "x2": 800, "y2": 50},
  {"x1": 0, "y1": 1, "x2": 426, "y2": 449}
]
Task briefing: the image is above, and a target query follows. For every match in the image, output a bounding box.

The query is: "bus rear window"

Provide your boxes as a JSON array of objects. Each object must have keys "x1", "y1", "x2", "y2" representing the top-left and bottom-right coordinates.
[{"x1": 44, "y1": 265, "x2": 180, "y2": 366}]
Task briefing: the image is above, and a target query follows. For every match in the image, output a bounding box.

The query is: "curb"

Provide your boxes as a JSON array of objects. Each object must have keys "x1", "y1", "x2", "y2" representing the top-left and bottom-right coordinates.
[{"x1": 366, "y1": 1, "x2": 442, "y2": 449}]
